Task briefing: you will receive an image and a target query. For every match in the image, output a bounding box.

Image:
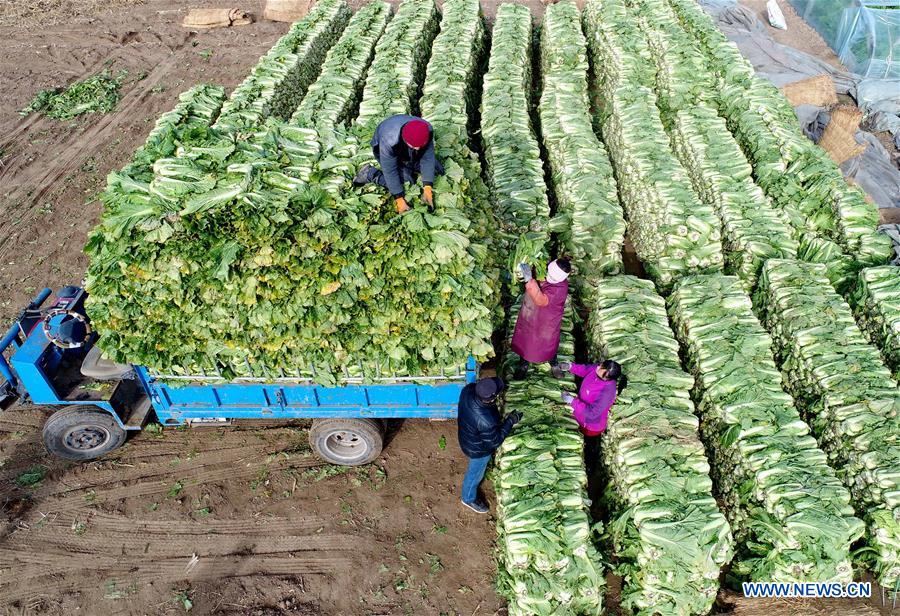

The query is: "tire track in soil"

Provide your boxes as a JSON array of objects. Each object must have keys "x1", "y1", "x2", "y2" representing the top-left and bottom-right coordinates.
[
  {"x1": 0, "y1": 411, "x2": 47, "y2": 432},
  {"x1": 0, "y1": 16, "x2": 203, "y2": 262},
  {"x1": 8, "y1": 509, "x2": 329, "y2": 536},
  {"x1": 36, "y1": 456, "x2": 323, "y2": 513},
  {"x1": 0, "y1": 424, "x2": 319, "y2": 521},
  {"x1": 0, "y1": 14, "x2": 277, "y2": 243},
  {"x1": 0, "y1": 31, "x2": 176, "y2": 180},
  {"x1": 0, "y1": 524, "x2": 358, "y2": 606},
  {"x1": 0, "y1": 420, "x2": 347, "y2": 611},
  {"x1": 0, "y1": 413, "x2": 504, "y2": 614},
  {"x1": 106, "y1": 423, "x2": 311, "y2": 460},
  {"x1": 16, "y1": 432, "x2": 323, "y2": 514}
]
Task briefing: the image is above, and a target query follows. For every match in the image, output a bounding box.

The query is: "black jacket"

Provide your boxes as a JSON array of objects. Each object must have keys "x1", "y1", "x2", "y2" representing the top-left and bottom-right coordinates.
[
  {"x1": 457, "y1": 383, "x2": 516, "y2": 458},
  {"x1": 371, "y1": 114, "x2": 437, "y2": 198}
]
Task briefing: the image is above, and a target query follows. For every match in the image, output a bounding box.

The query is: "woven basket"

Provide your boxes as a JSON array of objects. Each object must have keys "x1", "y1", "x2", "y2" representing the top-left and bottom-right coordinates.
[
  {"x1": 819, "y1": 128, "x2": 866, "y2": 165},
  {"x1": 264, "y1": 0, "x2": 315, "y2": 22},
  {"x1": 829, "y1": 104, "x2": 864, "y2": 132},
  {"x1": 819, "y1": 105, "x2": 866, "y2": 165},
  {"x1": 781, "y1": 74, "x2": 838, "y2": 107}
]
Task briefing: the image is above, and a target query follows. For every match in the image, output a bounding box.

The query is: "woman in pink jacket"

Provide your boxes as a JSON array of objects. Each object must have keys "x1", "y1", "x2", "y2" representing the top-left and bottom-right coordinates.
[{"x1": 559, "y1": 360, "x2": 623, "y2": 437}]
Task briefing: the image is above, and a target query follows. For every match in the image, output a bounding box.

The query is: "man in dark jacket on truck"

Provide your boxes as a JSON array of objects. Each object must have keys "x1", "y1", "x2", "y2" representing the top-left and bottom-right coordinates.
[
  {"x1": 457, "y1": 377, "x2": 522, "y2": 513},
  {"x1": 352, "y1": 115, "x2": 443, "y2": 214}
]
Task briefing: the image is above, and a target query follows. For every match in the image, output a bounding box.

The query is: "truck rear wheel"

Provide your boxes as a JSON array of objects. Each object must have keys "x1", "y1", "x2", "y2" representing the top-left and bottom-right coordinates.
[
  {"x1": 42, "y1": 407, "x2": 127, "y2": 461},
  {"x1": 309, "y1": 418, "x2": 384, "y2": 466}
]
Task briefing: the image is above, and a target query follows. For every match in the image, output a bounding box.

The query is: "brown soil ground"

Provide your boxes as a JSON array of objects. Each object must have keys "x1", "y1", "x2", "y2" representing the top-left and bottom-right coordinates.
[
  {"x1": 0, "y1": 1, "x2": 896, "y2": 615},
  {"x1": 1, "y1": 408, "x2": 503, "y2": 615},
  {"x1": 737, "y1": 0, "x2": 843, "y2": 70}
]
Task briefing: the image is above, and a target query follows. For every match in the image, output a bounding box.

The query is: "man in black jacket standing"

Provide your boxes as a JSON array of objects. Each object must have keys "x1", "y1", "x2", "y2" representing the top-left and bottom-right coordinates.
[
  {"x1": 352, "y1": 114, "x2": 443, "y2": 214},
  {"x1": 457, "y1": 377, "x2": 522, "y2": 513}
]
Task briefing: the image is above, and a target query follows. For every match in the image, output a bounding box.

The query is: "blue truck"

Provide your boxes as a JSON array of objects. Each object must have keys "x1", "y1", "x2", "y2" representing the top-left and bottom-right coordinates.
[{"x1": 0, "y1": 287, "x2": 476, "y2": 465}]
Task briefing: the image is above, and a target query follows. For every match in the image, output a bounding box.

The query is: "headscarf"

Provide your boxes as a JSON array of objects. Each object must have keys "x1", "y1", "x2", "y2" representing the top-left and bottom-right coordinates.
[{"x1": 545, "y1": 260, "x2": 569, "y2": 284}]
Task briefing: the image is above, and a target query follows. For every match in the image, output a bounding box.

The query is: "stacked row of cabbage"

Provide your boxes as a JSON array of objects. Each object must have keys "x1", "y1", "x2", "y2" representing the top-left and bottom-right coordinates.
[
  {"x1": 495, "y1": 301, "x2": 605, "y2": 616},
  {"x1": 481, "y1": 3, "x2": 550, "y2": 278},
  {"x1": 213, "y1": 0, "x2": 350, "y2": 131},
  {"x1": 539, "y1": 1, "x2": 625, "y2": 300},
  {"x1": 665, "y1": 0, "x2": 892, "y2": 292},
  {"x1": 629, "y1": 0, "x2": 797, "y2": 291},
  {"x1": 417, "y1": 0, "x2": 501, "y2": 324},
  {"x1": 668, "y1": 274, "x2": 862, "y2": 582},
  {"x1": 850, "y1": 265, "x2": 900, "y2": 379},
  {"x1": 755, "y1": 259, "x2": 900, "y2": 589},
  {"x1": 290, "y1": 1, "x2": 392, "y2": 133},
  {"x1": 585, "y1": 275, "x2": 732, "y2": 615},
  {"x1": 583, "y1": 0, "x2": 723, "y2": 291},
  {"x1": 355, "y1": 0, "x2": 439, "y2": 127},
  {"x1": 419, "y1": 0, "x2": 485, "y2": 157}
]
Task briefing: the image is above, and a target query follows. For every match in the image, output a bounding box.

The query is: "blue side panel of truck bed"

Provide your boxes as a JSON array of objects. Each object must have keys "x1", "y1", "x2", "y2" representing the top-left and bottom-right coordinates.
[{"x1": 136, "y1": 357, "x2": 477, "y2": 425}]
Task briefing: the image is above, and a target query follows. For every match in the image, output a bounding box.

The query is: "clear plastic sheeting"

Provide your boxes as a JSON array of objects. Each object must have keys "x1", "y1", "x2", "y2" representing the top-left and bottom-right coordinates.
[
  {"x1": 697, "y1": 0, "x2": 900, "y2": 210},
  {"x1": 789, "y1": 1, "x2": 900, "y2": 78},
  {"x1": 698, "y1": 1, "x2": 859, "y2": 90}
]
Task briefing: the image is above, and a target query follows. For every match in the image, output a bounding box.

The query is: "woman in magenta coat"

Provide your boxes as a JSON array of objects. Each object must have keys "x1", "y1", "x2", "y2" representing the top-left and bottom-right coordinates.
[
  {"x1": 510, "y1": 258, "x2": 571, "y2": 380},
  {"x1": 559, "y1": 360, "x2": 623, "y2": 437}
]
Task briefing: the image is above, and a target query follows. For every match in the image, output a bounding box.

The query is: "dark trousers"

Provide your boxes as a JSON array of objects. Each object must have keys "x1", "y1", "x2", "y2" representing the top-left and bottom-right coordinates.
[
  {"x1": 365, "y1": 149, "x2": 445, "y2": 190},
  {"x1": 461, "y1": 454, "x2": 491, "y2": 504}
]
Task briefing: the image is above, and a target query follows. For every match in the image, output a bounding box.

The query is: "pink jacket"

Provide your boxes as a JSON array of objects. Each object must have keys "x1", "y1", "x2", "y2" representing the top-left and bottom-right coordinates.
[{"x1": 569, "y1": 364, "x2": 617, "y2": 435}]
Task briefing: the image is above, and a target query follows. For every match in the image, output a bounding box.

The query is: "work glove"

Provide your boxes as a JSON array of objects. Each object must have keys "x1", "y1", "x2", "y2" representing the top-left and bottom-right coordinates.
[
  {"x1": 557, "y1": 361, "x2": 572, "y2": 372},
  {"x1": 507, "y1": 411, "x2": 523, "y2": 425},
  {"x1": 518, "y1": 263, "x2": 533, "y2": 283},
  {"x1": 560, "y1": 392, "x2": 575, "y2": 404},
  {"x1": 395, "y1": 196, "x2": 410, "y2": 214},
  {"x1": 423, "y1": 185, "x2": 434, "y2": 206}
]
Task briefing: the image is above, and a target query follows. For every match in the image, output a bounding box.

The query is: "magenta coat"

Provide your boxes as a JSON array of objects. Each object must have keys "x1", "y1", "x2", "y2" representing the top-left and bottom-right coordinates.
[
  {"x1": 569, "y1": 364, "x2": 617, "y2": 435},
  {"x1": 510, "y1": 279, "x2": 569, "y2": 363}
]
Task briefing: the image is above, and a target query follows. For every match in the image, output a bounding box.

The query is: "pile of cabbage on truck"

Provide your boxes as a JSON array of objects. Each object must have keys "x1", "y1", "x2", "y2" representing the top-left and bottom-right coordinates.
[{"x1": 85, "y1": 0, "x2": 499, "y2": 385}]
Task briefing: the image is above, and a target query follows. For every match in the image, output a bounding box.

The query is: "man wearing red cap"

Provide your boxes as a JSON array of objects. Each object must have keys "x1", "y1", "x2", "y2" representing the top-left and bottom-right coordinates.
[{"x1": 353, "y1": 115, "x2": 443, "y2": 214}]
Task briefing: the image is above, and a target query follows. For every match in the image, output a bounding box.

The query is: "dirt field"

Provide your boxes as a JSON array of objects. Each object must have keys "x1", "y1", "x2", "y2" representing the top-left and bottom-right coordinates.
[
  {"x1": 0, "y1": 2, "x2": 509, "y2": 614},
  {"x1": 0, "y1": 1, "x2": 897, "y2": 615},
  {"x1": 0, "y1": 408, "x2": 503, "y2": 615},
  {"x1": 737, "y1": 0, "x2": 843, "y2": 70},
  {"x1": 0, "y1": 0, "x2": 292, "y2": 324}
]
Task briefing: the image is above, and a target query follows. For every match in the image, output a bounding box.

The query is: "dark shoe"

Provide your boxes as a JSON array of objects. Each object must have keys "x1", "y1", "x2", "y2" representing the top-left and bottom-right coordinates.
[
  {"x1": 352, "y1": 163, "x2": 376, "y2": 187},
  {"x1": 462, "y1": 499, "x2": 489, "y2": 514}
]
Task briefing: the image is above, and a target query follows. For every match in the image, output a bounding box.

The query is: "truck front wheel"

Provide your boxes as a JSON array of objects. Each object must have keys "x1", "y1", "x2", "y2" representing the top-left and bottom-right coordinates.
[
  {"x1": 42, "y1": 407, "x2": 127, "y2": 461},
  {"x1": 309, "y1": 418, "x2": 384, "y2": 466}
]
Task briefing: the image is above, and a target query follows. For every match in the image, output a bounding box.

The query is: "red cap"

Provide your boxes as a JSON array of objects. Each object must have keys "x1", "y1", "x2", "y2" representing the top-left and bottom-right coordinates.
[{"x1": 401, "y1": 119, "x2": 431, "y2": 149}]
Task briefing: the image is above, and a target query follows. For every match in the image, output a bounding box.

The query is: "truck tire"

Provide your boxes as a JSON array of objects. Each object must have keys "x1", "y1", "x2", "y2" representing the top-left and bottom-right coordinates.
[
  {"x1": 309, "y1": 418, "x2": 384, "y2": 466},
  {"x1": 42, "y1": 407, "x2": 127, "y2": 461}
]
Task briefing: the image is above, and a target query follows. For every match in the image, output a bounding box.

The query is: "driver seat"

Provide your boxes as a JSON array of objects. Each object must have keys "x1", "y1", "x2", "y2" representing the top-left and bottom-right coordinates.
[{"x1": 80, "y1": 345, "x2": 134, "y2": 381}]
